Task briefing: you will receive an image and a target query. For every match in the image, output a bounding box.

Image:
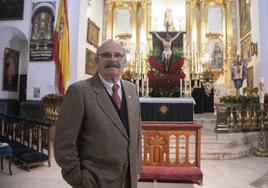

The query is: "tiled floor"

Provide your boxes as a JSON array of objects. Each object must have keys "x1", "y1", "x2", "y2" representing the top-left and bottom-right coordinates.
[{"x1": 0, "y1": 151, "x2": 268, "y2": 188}]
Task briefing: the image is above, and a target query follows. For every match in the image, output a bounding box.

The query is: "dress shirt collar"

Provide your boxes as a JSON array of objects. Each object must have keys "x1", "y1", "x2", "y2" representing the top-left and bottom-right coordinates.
[{"x1": 98, "y1": 73, "x2": 122, "y2": 98}]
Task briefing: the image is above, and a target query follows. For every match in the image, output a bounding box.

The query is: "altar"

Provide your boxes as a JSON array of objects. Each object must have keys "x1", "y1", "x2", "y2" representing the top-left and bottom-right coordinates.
[{"x1": 140, "y1": 97, "x2": 195, "y2": 122}]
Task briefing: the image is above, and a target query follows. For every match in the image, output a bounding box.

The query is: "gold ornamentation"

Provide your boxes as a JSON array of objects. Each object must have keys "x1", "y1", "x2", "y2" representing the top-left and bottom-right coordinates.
[
  {"x1": 159, "y1": 105, "x2": 169, "y2": 114},
  {"x1": 202, "y1": 81, "x2": 213, "y2": 96},
  {"x1": 243, "y1": 87, "x2": 258, "y2": 96},
  {"x1": 43, "y1": 102, "x2": 61, "y2": 122}
]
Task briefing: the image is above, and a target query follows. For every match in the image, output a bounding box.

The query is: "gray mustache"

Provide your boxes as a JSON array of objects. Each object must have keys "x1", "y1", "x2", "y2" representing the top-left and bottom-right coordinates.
[{"x1": 105, "y1": 64, "x2": 121, "y2": 69}]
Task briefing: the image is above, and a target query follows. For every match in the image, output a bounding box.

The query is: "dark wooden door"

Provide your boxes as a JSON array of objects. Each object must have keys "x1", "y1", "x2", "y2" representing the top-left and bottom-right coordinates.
[{"x1": 19, "y1": 74, "x2": 27, "y2": 101}]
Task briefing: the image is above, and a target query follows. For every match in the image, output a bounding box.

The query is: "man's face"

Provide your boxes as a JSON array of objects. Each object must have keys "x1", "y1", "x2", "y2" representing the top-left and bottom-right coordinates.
[{"x1": 96, "y1": 40, "x2": 126, "y2": 83}]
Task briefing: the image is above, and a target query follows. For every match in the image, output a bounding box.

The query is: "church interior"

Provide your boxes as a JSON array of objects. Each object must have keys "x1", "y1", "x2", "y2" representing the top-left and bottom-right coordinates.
[{"x1": 0, "y1": 0, "x2": 268, "y2": 187}]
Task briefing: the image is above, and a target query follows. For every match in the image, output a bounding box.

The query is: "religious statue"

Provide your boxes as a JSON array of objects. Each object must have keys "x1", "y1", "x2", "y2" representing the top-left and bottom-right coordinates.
[
  {"x1": 153, "y1": 31, "x2": 180, "y2": 73},
  {"x1": 164, "y1": 9, "x2": 175, "y2": 31},
  {"x1": 31, "y1": 11, "x2": 53, "y2": 41},
  {"x1": 231, "y1": 55, "x2": 247, "y2": 95},
  {"x1": 212, "y1": 43, "x2": 223, "y2": 69},
  {"x1": 259, "y1": 77, "x2": 264, "y2": 104}
]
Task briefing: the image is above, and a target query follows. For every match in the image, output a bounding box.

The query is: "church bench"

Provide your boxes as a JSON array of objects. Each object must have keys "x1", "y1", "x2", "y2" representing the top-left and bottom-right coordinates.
[
  {"x1": 140, "y1": 123, "x2": 203, "y2": 185},
  {"x1": 140, "y1": 166, "x2": 202, "y2": 184},
  {"x1": 0, "y1": 142, "x2": 13, "y2": 175},
  {"x1": 0, "y1": 114, "x2": 52, "y2": 170}
]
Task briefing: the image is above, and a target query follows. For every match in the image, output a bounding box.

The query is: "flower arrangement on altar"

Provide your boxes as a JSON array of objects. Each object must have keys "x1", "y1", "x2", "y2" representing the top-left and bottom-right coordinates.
[{"x1": 147, "y1": 47, "x2": 186, "y2": 97}]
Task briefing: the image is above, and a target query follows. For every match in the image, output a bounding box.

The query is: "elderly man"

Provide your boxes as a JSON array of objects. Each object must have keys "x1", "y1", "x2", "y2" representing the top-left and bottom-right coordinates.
[{"x1": 54, "y1": 39, "x2": 142, "y2": 188}]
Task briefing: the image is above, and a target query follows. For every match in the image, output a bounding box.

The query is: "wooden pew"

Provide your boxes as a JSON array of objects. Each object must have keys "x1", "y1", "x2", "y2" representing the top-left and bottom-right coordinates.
[
  {"x1": 140, "y1": 122, "x2": 203, "y2": 185},
  {"x1": 0, "y1": 114, "x2": 52, "y2": 170}
]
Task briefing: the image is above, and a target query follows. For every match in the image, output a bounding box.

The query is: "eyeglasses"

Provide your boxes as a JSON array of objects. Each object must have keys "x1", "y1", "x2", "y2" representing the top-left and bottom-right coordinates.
[{"x1": 97, "y1": 52, "x2": 125, "y2": 61}]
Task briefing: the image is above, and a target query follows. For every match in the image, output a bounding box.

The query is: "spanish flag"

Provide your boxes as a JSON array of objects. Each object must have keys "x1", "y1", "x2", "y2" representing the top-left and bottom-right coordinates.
[{"x1": 53, "y1": 0, "x2": 70, "y2": 95}]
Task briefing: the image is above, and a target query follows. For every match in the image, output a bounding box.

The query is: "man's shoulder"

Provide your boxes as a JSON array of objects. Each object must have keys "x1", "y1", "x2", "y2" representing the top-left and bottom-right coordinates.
[
  {"x1": 121, "y1": 79, "x2": 136, "y2": 88},
  {"x1": 67, "y1": 77, "x2": 93, "y2": 91}
]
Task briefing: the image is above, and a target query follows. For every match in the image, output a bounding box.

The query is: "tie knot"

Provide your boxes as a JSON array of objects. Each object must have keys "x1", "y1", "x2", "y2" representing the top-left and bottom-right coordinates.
[{"x1": 112, "y1": 84, "x2": 119, "y2": 92}]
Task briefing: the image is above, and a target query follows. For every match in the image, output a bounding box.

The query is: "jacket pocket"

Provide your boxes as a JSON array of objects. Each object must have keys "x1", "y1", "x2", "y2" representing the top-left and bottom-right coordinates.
[{"x1": 80, "y1": 169, "x2": 97, "y2": 188}]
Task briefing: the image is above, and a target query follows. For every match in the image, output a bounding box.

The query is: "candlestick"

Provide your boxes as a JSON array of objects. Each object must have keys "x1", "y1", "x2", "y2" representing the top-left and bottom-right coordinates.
[
  {"x1": 259, "y1": 77, "x2": 264, "y2": 104},
  {"x1": 184, "y1": 79, "x2": 187, "y2": 97},
  {"x1": 189, "y1": 78, "x2": 192, "y2": 96},
  {"x1": 146, "y1": 76, "x2": 149, "y2": 97},
  {"x1": 180, "y1": 79, "x2": 183, "y2": 97},
  {"x1": 136, "y1": 74, "x2": 140, "y2": 96},
  {"x1": 141, "y1": 75, "x2": 145, "y2": 97}
]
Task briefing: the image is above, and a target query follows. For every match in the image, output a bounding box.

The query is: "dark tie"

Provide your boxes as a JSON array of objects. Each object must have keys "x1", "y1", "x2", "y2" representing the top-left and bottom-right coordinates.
[{"x1": 112, "y1": 84, "x2": 121, "y2": 109}]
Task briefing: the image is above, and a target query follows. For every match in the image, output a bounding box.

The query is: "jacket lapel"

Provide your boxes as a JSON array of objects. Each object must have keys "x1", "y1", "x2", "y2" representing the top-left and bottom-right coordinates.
[{"x1": 92, "y1": 75, "x2": 129, "y2": 141}]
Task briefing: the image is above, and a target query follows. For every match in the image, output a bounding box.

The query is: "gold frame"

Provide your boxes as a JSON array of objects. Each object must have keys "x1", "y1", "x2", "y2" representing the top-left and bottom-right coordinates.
[
  {"x1": 247, "y1": 66, "x2": 253, "y2": 88},
  {"x1": 85, "y1": 48, "x2": 96, "y2": 75},
  {"x1": 239, "y1": 0, "x2": 251, "y2": 38},
  {"x1": 2, "y1": 48, "x2": 20, "y2": 91},
  {"x1": 87, "y1": 18, "x2": 100, "y2": 48},
  {"x1": 241, "y1": 34, "x2": 252, "y2": 63}
]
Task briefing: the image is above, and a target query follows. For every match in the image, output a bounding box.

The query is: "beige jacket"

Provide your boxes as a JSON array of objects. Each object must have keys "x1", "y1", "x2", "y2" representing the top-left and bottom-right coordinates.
[{"x1": 54, "y1": 74, "x2": 142, "y2": 188}]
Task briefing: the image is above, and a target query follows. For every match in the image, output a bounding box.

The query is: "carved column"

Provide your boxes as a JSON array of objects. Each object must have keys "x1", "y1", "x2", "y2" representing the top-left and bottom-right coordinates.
[
  {"x1": 199, "y1": 0, "x2": 208, "y2": 58},
  {"x1": 186, "y1": 0, "x2": 192, "y2": 72},
  {"x1": 105, "y1": 0, "x2": 115, "y2": 40},
  {"x1": 190, "y1": 0, "x2": 199, "y2": 73},
  {"x1": 224, "y1": 0, "x2": 235, "y2": 86},
  {"x1": 129, "y1": 2, "x2": 140, "y2": 73}
]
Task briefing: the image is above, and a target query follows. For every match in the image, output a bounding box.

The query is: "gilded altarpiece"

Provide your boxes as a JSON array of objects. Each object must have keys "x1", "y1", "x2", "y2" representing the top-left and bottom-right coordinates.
[
  {"x1": 186, "y1": 0, "x2": 237, "y2": 100},
  {"x1": 104, "y1": 0, "x2": 151, "y2": 75}
]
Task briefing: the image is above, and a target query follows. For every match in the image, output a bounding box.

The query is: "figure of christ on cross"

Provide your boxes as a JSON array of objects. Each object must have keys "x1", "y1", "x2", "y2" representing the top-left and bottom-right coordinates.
[{"x1": 153, "y1": 22, "x2": 180, "y2": 73}]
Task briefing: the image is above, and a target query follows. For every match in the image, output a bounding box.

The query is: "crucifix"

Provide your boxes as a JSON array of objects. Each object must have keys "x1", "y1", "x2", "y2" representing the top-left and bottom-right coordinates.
[{"x1": 165, "y1": 21, "x2": 171, "y2": 40}]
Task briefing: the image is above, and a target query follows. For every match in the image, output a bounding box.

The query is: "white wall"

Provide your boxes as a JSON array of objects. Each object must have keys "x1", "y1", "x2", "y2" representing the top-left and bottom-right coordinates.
[
  {"x1": 0, "y1": 0, "x2": 105, "y2": 100},
  {"x1": 255, "y1": 0, "x2": 268, "y2": 93},
  {"x1": 26, "y1": 0, "x2": 57, "y2": 100},
  {"x1": 61, "y1": 0, "x2": 104, "y2": 84},
  {"x1": 247, "y1": 0, "x2": 268, "y2": 92},
  {"x1": 0, "y1": 0, "x2": 31, "y2": 100},
  {"x1": 76, "y1": 0, "x2": 104, "y2": 81},
  {"x1": 0, "y1": 0, "x2": 32, "y2": 40},
  {"x1": 0, "y1": 27, "x2": 28, "y2": 99},
  {"x1": 151, "y1": 0, "x2": 186, "y2": 31}
]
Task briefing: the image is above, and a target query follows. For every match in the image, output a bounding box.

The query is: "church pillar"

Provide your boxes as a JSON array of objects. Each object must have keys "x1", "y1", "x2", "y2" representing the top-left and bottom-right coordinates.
[
  {"x1": 129, "y1": 2, "x2": 140, "y2": 73},
  {"x1": 140, "y1": 0, "x2": 149, "y2": 74},
  {"x1": 255, "y1": 0, "x2": 268, "y2": 92},
  {"x1": 186, "y1": 0, "x2": 192, "y2": 72},
  {"x1": 105, "y1": 0, "x2": 115, "y2": 40},
  {"x1": 199, "y1": 0, "x2": 208, "y2": 72},
  {"x1": 224, "y1": 0, "x2": 235, "y2": 86},
  {"x1": 188, "y1": 0, "x2": 199, "y2": 74}
]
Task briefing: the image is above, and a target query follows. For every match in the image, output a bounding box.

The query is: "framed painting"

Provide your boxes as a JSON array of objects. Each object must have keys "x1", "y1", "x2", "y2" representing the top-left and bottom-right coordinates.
[
  {"x1": 241, "y1": 34, "x2": 252, "y2": 63},
  {"x1": 85, "y1": 48, "x2": 97, "y2": 75},
  {"x1": 239, "y1": 0, "x2": 251, "y2": 38},
  {"x1": 0, "y1": 0, "x2": 24, "y2": 20},
  {"x1": 2, "y1": 48, "x2": 20, "y2": 91},
  {"x1": 247, "y1": 66, "x2": 253, "y2": 88},
  {"x1": 87, "y1": 18, "x2": 100, "y2": 48},
  {"x1": 207, "y1": 38, "x2": 223, "y2": 69}
]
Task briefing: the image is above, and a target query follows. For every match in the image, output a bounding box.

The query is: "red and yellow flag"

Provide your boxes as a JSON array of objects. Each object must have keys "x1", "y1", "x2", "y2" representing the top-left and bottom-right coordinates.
[{"x1": 53, "y1": 0, "x2": 70, "y2": 95}]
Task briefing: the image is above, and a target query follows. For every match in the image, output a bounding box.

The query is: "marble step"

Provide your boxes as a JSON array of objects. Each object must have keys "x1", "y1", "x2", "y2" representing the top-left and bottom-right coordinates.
[
  {"x1": 200, "y1": 144, "x2": 250, "y2": 160},
  {"x1": 194, "y1": 119, "x2": 217, "y2": 124},
  {"x1": 167, "y1": 143, "x2": 249, "y2": 160},
  {"x1": 201, "y1": 140, "x2": 237, "y2": 149}
]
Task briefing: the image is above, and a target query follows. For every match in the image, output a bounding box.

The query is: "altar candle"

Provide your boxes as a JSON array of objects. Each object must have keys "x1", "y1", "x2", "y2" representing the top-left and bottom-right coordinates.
[
  {"x1": 189, "y1": 78, "x2": 192, "y2": 96},
  {"x1": 136, "y1": 74, "x2": 140, "y2": 96},
  {"x1": 180, "y1": 79, "x2": 183, "y2": 97},
  {"x1": 184, "y1": 79, "x2": 187, "y2": 97},
  {"x1": 141, "y1": 75, "x2": 145, "y2": 96},
  {"x1": 259, "y1": 77, "x2": 264, "y2": 104},
  {"x1": 146, "y1": 76, "x2": 149, "y2": 96}
]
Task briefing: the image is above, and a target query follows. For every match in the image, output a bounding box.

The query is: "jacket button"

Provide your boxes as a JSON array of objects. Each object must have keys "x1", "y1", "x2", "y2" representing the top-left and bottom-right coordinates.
[{"x1": 124, "y1": 164, "x2": 128, "y2": 168}]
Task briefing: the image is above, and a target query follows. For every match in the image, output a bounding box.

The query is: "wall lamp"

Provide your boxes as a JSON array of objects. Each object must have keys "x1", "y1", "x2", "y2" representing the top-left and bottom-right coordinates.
[{"x1": 251, "y1": 42, "x2": 258, "y2": 56}]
